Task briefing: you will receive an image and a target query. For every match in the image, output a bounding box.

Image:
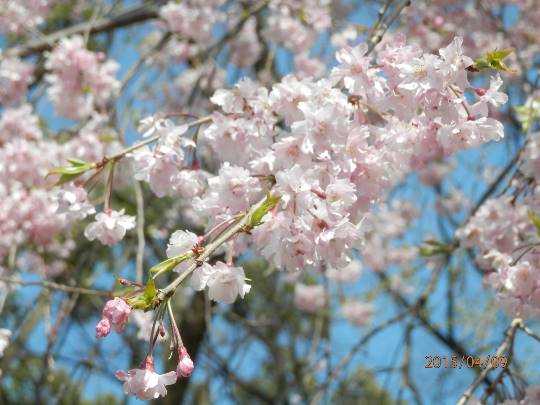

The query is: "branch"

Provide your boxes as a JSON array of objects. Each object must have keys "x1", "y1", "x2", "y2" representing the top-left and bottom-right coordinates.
[
  {"x1": 157, "y1": 195, "x2": 271, "y2": 301},
  {"x1": 309, "y1": 312, "x2": 405, "y2": 405},
  {"x1": 0, "y1": 276, "x2": 111, "y2": 296},
  {"x1": 134, "y1": 179, "x2": 145, "y2": 284},
  {"x1": 365, "y1": 0, "x2": 411, "y2": 56},
  {"x1": 6, "y1": 3, "x2": 161, "y2": 58},
  {"x1": 376, "y1": 272, "x2": 495, "y2": 387},
  {"x1": 457, "y1": 318, "x2": 522, "y2": 405}
]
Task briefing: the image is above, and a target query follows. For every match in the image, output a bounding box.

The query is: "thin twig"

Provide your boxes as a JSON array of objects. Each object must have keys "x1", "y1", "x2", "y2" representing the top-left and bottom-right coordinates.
[
  {"x1": 0, "y1": 276, "x2": 111, "y2": 296},
  {"x1": 365, "y1": 0, "x2": 411, "y2": 56},
  {"x1": 309, "y1": 312, "x2": 405, "y2": 405},
  {"x1": 157, "y1": 195, "x2": 270, "y2": 300},
  {"x1": 457, "y1": 318, "x2": 522, "y2": 405},
  {"x1": 134, "y1": 179, "x2": 145, "y2": 284}
]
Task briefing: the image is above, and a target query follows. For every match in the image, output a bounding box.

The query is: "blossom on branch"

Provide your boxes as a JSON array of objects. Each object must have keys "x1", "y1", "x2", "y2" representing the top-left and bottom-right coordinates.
[
  {"x1": 115, "y1": 355, "x2": 177, "y2": 400},
  {"x1": 84, "y1": 210, "x2": 135, "y2": 246}
]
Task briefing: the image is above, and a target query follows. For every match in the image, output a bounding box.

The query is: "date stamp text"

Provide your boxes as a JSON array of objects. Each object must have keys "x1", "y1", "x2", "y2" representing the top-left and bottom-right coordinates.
[{"x1": 424, "y1": 355, "x2": 508, "y2": 369}]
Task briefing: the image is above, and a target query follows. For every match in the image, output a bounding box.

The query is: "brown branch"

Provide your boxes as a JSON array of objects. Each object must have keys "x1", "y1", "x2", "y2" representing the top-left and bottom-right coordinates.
[
  {"x1": 375, "y1": 272, "x2": 495, "y2": 387},
  {"x1": 0, "y1": 276, "x2": 111, "y2": 296},
  {"x1": 365, "y1": 0, "x2": 411, "y2": 56},
  {"x1": 309, "y1": 312, "x2": 406, "y2": 405},
  {"x1": 457, "y1": 318, "x2": 522, "y2": 405},
  {"x1": 6, "y1": 3, "x2": 161, "y2": 58}
]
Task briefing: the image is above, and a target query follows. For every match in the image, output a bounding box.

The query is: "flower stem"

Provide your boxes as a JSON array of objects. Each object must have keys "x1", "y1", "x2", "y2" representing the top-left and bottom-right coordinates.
[
  {"x1": 105, "y1": 115, "x2": 212, "y2": 163},
  {"x1": 104, "y1": 161, "x2": 116, "y2": 213},
  {"x1": 157, "y1": 196, "x2": 268, "y2": 301}
]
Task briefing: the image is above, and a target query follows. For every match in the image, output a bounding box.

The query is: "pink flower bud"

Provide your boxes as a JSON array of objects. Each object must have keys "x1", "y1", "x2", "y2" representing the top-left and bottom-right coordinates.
[
  {"x1": 474, "y1": 87, "x2": 487, "y2": 97},
  {"x1": 159, "y1": 323, "x2": 166, "y2": 337},
  {"x1": 99, "y1": 297, "x2": 131, "y2": 335},
  {"x1": 432, "y1": 16, "x2": 444, "y2": 29},
  {"x1": 176, "y1": 346, "x2": 194, "y2": 377},
  {"x1": 95, "y1": 317, "x2": 111, "y2": 338}
]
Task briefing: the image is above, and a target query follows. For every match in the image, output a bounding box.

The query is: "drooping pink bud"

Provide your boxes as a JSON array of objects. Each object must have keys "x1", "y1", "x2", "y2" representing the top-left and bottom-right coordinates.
[
  {"x1": 176, "y1": 346, "x2": 194, "y2": 377},
  {"x1": 97, "y1": 297, "x2": 131, "y2": 337},
  {"x1": 95, "y1": 317, "x2": 111, "y2": 338}
]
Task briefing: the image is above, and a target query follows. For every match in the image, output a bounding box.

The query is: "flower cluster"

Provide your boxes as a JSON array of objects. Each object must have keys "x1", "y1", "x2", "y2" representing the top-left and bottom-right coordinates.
[
  {"x1": 129, "y1": 119, "x2": 202, "y2": 198},
  {"x1": 0, "y1": 55, "x2": 34, "y2": 106},
  {"x1": 0, "y1": 0, "x2": 58, "y2": 34},
  {"x1": 401, "y1": 0, "x2": 540, "y2": 73},
  {"x1": 456, "y1": 133, "x2": 540, "y2": 318},
  {"x1": 456, "y1": 175, "x2": 540, "y2": 318},
  {"x1": 159, "y1": 0, "x2": 225, "y2": 46},
  {"x1": 182, "y1": 37, "x2": 503, "y2": 276},
  {"x1": 0, "y1": 103, "x2": 121, "y2": 270},
  {"x1": 45, "y1": 35, "x2": 120, "y2": 119}
]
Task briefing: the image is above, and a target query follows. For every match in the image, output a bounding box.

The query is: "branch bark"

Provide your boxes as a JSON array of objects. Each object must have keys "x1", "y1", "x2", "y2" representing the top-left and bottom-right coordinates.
[{"x1": 7, "y1": 3, "x2": 161, "y2": 58}]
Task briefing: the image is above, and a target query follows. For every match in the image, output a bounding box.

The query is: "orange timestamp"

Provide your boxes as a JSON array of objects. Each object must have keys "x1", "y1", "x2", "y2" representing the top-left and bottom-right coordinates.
[{"x1": 424, "y1": 355, "x2": 508, "y2": 369}]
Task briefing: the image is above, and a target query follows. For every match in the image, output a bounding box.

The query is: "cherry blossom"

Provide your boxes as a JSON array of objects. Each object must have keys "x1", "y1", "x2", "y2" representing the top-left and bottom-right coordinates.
[
  {"x1": 0, "y1": 328, "x2": 11, "y2": 357},
  {"x1": 0, "y1": 55, "x2": 33, "y2": 106},
  {"x1": 115, "y1": 356, "x2": 177, "y2": 400},
  {"x1": 84, "y1": 210, "x2": 136, "y2": 246},
  {"x1": 55, "y1": 186, "x2": 95, "y2": 222},
  {"x1": 0, "y1": 2, "x2": 525, "y2": 399},
  {"x1": 190, "y1": 262, "x2": 251, "y2": 304},
  {"x1": 341, "y1": 300, "x2": 373, "y2": 327},
  {"x1": 159, "y1": 1, "x2": 223, "y2": 45},
  {"x1": 293, "y1": 284, "x2": 327, "y2": 313},
  {"x1": 166, "y1": 230, "x2": 199, "y2": 273},
  {"x1": 45, "y1": 35, "x2": 120, "y2": 119},
  {"x1": 0, "y1": 0, "x2": 58, "y2": 34}
]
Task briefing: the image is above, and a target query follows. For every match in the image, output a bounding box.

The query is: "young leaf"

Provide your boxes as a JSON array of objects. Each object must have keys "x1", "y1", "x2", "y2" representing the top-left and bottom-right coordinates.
[
  {"x1": 528, "y1": 211, "x2": 540, "y2": 236},
  {"x1": 249, "y1": 193, "x2": 281, "y2": 228},
  {"x1": 47, "y1": 159, "x2": 94, "y2": 186},
  {"x1": 67, "y1": 158, "x2": 90, "y2": 166},
  {"x1": 419, "y1": 240, "x2": 454, "y2": 257},
  {"x1": 128, "y1": 278, "x2": 159, "y2": 310},
  {"x1": 473, "y1": 48, "x2": 516, "y2": 73},
  {"x1": 150, "y1": 252, "x2": 195, "y2": 278},
  {"x1": 113, "y1": 286, "x2": 136, "y2": 298}
]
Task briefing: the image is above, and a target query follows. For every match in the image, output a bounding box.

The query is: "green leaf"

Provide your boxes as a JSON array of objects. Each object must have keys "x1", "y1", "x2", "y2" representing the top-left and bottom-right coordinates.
[
  {"x1": 473, "y1": 48, "x2": 516, "y2": 73},
  {"x1": 249, "y1": 193, "x2": 281, "y2": 228},
  {"x1": 150, "y1": 251, "x2": 195, "y2": 278},
  {"x1": 50, "y1": 172, "x2": 86, "y2": 186},
  {"x1": 113, "y1": 286, "x2": 135, "y2": 298},
  {"x1": 128, "y1": 278, "x2": 159, "y2": 310},
  {"x1": 67, "y1": 158, "x2": 89, "y2": 167},
  {"x1": 528, "y1": 211, "x2": 540, "y2": 236},
  {"x1": 47, "y1": 159, "x2": 94, "y2": 186},
  {"x1": 419, "y1": 240, "x2": 454, "y2": 257}
]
